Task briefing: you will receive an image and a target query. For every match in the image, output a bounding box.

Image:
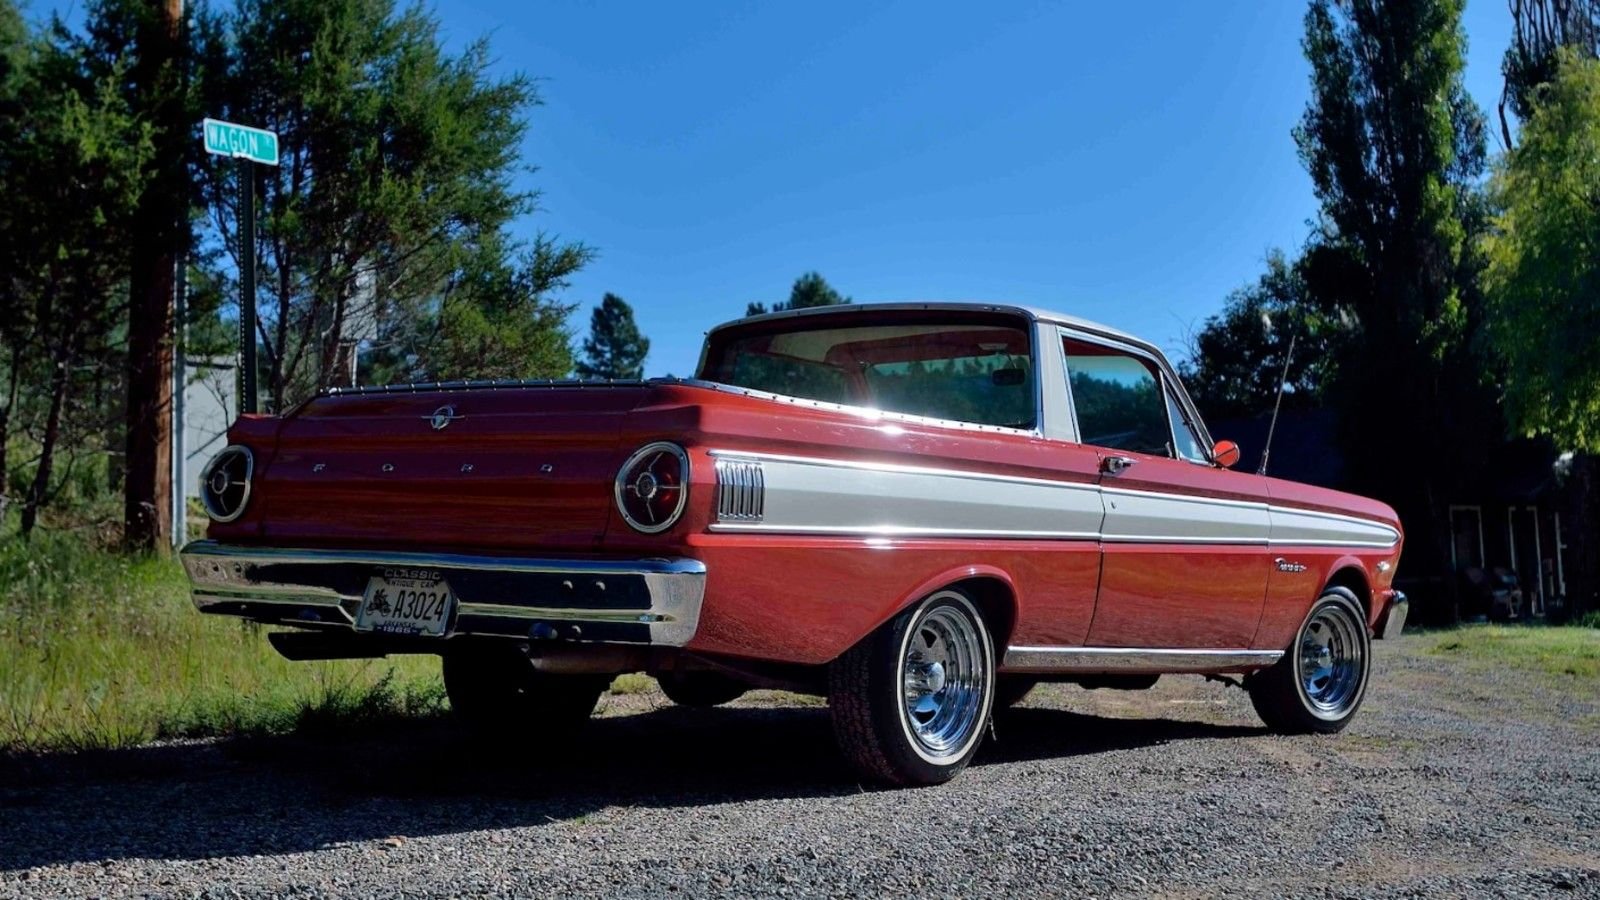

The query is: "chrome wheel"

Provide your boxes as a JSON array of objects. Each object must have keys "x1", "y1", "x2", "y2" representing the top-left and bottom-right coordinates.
[
  {"x1": 1297, "y1": 602, "x2": 1365, "y2": 718},
  {"x1": 897, "y1": 597, "x2": 990, "y2": 763}
]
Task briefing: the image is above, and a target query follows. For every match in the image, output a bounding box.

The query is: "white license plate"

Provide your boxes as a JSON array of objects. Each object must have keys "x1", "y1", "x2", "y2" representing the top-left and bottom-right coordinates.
[{"x1": 355, "y1": 571, "x2": 454, "y2": 636}]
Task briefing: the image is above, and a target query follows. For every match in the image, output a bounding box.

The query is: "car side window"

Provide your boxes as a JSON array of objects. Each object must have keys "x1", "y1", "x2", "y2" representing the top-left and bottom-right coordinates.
[
  {"x1": 1063, "y1": 338, "x2": 1173, "y2": 456},
  {"x1": 1165, "y1": 387, "x2": 1209, "y2": 463}
]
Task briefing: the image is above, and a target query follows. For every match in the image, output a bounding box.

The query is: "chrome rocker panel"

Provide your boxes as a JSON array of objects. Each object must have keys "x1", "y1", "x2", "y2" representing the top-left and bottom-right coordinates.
[
  {"x1": 179, "y1": 541, "x2": 706, "y2": 647},
  {"x1": 1002, "y1": 646, "x2": 1284, "y2": 674}
]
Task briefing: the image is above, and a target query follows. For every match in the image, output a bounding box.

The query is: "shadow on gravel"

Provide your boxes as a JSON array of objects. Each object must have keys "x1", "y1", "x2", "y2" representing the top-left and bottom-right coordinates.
[{"x1": 0, "y1": 703, "x2": 1260, "y2": 871}]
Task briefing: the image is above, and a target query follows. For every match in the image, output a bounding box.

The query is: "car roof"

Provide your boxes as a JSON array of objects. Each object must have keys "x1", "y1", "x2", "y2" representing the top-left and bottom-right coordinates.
[{"x1": 709, "y1": 301, "x2": 1156, "y2": 356}]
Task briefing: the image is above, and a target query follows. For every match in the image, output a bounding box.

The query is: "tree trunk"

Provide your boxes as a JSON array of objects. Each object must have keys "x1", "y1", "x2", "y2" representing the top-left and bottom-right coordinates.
[
  {"x1": 123, "y1": 0, "x2": 186, "y2": 550},
  {"x1": 0, "y1": 342, "x2": 21, "y2": 523},
  {"x1": 20, "y1": 348, "x2": 72, "y2": 538},
  {"x1": 1571, "y1": 454, "x2": 1598, "y2": 618}
]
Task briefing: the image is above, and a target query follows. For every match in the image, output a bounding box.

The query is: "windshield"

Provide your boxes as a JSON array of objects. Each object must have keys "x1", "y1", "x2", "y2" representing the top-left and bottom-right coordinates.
[{"x1": 701, "y1": 313, "x2": 1036, "y2": 429}]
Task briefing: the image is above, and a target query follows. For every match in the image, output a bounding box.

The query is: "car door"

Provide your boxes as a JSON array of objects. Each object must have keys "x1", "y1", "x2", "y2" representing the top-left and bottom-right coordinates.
[{"x1": 1060, "y1": 331, "x2": 1272, "y2": 649}]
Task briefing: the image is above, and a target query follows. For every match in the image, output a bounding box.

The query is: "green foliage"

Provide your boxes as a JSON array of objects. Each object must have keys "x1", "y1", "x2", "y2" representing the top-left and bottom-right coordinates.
[
  {"x1": 361, "y1": 233, "x2": 584, "y2": 383},
  {"x1": 1293, "y1": 0, "x2": 1499, "y2": 521},
  {"x1": 0, "y1": 527, "x2": 442, "y2": 753},
  {"x1": 745, "y1": 271, "x2": 851, "y2": 317},
  {"x1": 1483, "y1": 51, "x2": 1600, "y2": 451},
  {"x1": 0, "y1": 8, "x2": 156, "y2": 534},
  {"x1": 1297, "y1": 0, "x2": 1485, "y2": 362},
  {"x1": 1181, "y1": 250, "x2": 1347, "y2": 421},
  {"x1": 200, "y1": 0, "x2": 587, "y2": 404},
  {"x1": 577, "y1": 293, "x2": 650, "y2": 380},
  {"x1": 1501, "y1": 0, "x2": 1598, "y2": 128},
  {"x1": 0, "y1": 0, "x2": 588, "y2": 534}
]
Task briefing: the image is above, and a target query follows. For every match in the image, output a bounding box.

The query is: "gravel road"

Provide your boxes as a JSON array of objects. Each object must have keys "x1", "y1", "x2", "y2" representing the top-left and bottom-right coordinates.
[{"x1": 3, "y1": 634, "x2": 1597, "y2": 898}]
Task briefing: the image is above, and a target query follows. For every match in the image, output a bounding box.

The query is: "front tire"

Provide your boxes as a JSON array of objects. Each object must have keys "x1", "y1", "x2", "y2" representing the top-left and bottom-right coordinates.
[
  {"x1": 442, "y1": 646, "x2": 608, "y2": 740},
  {"x1": 828, "y1": 589, "x2": 996, "y2": 786},
  {"x1": 1247, "y1": 587, "x2": 1371, "y2": 734}
]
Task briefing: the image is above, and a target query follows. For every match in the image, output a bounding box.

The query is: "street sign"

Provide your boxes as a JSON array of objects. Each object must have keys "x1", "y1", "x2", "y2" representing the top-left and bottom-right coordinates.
[
  {"x1": 204, "y1": 117, "x2": 275, "y2": 414},
  {"x1": 202, "y1": 117, "x2": 279, "y2": 167}
]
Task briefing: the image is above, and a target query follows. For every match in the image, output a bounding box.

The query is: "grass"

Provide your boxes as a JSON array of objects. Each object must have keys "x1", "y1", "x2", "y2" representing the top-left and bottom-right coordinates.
[
  {"x1": 1426, "y1": 623, "x2": 1600, "y2": 680},
  {"x1": 0, "y1": 528, "x2": 445, "y2": 755},
  {"x1": 606, "y1": 673, "x2": 655, "y2": 695}
]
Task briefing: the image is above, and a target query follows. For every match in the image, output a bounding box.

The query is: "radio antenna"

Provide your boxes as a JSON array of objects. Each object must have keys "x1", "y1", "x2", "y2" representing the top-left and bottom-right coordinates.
[{"x1": 1257, "y1": 329, "x2": 1297, "y2": 477}]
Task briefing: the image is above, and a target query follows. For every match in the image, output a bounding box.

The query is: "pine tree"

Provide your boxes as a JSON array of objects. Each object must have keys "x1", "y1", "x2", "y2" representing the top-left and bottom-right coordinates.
[
  {"x1": 576, "y1": 294, "x2": 649, "y2": 380},
  {"x1": 746, "y1": 271, "x2": 850, "y2": 317}
]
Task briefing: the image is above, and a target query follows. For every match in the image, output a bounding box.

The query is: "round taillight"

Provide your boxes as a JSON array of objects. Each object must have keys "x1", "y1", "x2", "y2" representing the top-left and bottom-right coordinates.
[
  {"x1": 201, "y1": 445, "x2": 254, "y2": 523},
  {"x1": 615, "y1": 442, "x2": 689, "y2": 534}
]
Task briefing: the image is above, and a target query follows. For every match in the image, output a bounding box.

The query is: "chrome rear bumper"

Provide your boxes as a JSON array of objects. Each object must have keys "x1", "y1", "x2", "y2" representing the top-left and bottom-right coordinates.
[{"x1": 179, "y1": 541, "x2": 706, "y2": 647}]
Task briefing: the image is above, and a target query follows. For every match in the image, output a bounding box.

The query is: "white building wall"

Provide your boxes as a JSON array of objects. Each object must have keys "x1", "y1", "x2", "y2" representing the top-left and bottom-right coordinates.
[{"x1": 183, "y1": 359, "x2": 236, "y2": 498}]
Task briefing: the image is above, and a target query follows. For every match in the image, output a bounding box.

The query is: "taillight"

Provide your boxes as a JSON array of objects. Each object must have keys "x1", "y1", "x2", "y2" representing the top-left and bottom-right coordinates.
[
  {"x1": 615, "y1": 442, "x2": 689, "y2": 534},
  {"x1": 200, "y1": 445, "x2": 254, "y2": 523}
]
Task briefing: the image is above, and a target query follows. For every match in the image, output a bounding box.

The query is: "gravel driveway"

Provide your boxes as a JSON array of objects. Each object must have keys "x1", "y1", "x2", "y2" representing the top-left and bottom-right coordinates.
[{"x1": 3, "y1": 634, "x2": 1597, "y2": 898}]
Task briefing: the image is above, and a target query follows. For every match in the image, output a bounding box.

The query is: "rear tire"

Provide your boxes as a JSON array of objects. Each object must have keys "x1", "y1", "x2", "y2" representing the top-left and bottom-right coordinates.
[
  {"x1": 1247, "y1": 587, "x2": 1371, "y2": 734},
  {"x1": 828, "y1": 589, "x2": 995, "y2": 786},
  {"x1": 657, "y1": 671, "x2": 748, "y2": 708},
  {"x1": 442, "y1": 646, "x2": 608, "y2": 739}
]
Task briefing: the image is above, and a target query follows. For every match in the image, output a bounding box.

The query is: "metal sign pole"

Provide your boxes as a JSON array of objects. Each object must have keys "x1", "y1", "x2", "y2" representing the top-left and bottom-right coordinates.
[
  {"x1": 202, "y1": 117, "x2": 277, "y2": 418},
  {"x1": 172, "y1": 249, "x2": 187, "y2": 547},
  {"x1": 238, "y1": 157, "x2": 258, "y2": 414}
]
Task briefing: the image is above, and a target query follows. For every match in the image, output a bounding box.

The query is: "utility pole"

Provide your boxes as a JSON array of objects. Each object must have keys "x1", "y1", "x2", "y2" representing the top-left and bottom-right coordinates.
[{"x1": 124, "y1": 0, "x2": 185, "y2": 551}]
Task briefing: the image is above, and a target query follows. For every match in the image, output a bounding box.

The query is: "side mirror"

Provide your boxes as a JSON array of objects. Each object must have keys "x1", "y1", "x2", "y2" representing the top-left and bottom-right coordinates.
[{"x1": 1212, "y1": 440, "x2": 1241, "y2": 469}]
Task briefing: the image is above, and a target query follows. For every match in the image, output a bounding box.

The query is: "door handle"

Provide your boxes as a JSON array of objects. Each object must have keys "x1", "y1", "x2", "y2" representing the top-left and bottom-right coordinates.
[{"x1": 1101, "y1": 455, "x2": 1137, "y2": 475}]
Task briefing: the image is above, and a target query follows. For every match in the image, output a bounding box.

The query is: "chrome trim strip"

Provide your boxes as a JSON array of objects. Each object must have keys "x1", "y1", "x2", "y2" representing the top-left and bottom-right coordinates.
[
  {"x1": 1100, "y1": 485, "x2": 1269, "y2": 512},
  {"x1": 706, "y1": 448, "x2": 1100, "y2": 493},
  {"x1": 180, "y1": 541, "x2": 706, "y2": 646},
  {"x1": 180, "y1": 541, "x2": 708, "y2": 575},
  {"x1": 320, "y1": 378, "x2": 655, "y2": 397},
  {"x1": 1002, "y1": 646, "x2": 1284, "y2": 672},
  {"x1": 714, "y1": 457, "x2": 766, "y2": 523},
  {"x1": 706, "y1": 522, "x2": 1103, "y2": 540},
  {"x1": 456, "y1": 603, "x2": 676, "y2": 625}
]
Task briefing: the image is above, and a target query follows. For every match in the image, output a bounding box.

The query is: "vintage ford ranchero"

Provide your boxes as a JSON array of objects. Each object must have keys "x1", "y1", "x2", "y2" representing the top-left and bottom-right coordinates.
[{"x1": 184, "y1": 302, "x2": 1408, "y2": 785}]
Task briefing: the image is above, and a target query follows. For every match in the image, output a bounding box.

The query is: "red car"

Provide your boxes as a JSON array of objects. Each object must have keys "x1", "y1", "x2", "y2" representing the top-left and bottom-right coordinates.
[{"x1": 185, "y1": 303, "x2": 1407, "y2": 785}]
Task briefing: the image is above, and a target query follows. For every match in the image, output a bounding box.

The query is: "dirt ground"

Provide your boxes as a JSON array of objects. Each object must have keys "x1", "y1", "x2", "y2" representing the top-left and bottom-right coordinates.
[{"x1": 2, "y1": 633, "x2": 1597, "y2": 898}]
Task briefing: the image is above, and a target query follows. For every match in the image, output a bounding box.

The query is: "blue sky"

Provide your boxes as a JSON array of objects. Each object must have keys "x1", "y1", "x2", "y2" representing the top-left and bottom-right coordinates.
[
  {"x1": 435, "y1": 1, "x2": 1513, "y2": 376},
  {"x1": 38, "y1": 2, "x2": 1517, "y2": 376}
]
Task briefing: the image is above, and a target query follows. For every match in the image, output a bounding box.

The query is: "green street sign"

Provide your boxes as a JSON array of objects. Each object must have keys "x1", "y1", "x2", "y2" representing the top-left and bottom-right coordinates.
[{"x1": 202, "y1": 117, "x2": 279, "y2": 166}]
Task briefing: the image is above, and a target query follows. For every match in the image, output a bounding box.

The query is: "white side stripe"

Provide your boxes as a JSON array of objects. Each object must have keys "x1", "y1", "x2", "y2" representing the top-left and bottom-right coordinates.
[{"x1": 708, "y1": 449, "x2": 1400, "y2": 549}]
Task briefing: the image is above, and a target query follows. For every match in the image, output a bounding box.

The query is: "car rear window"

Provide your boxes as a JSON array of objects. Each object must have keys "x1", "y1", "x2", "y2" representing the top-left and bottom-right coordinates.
[{"x1": 703, "y1": 315, "x2": 1036, "y2": 429}]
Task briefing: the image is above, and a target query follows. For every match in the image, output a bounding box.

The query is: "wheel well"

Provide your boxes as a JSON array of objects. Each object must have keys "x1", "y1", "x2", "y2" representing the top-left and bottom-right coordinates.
[
  {"x1": 1325, "y1": 566, "x2": 1372, "y2": 620},
  {"x1": 951, "y1": 576, "x2": 1018, "y2": 652}
]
